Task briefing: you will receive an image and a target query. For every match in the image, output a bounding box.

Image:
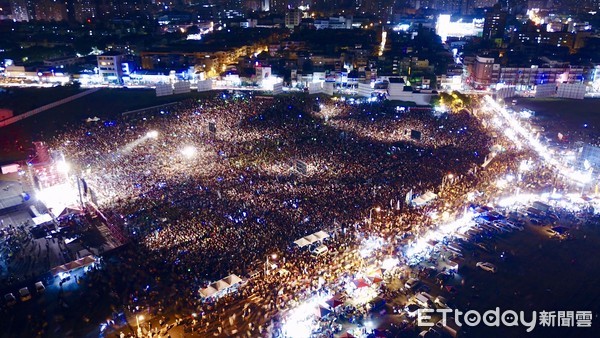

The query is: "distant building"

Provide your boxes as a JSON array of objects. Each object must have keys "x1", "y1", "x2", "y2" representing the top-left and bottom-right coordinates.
[
  {"x1": 73, "y1": 0, "x2": 96, "y2": 23},
  {"x1": 461, "y1": 0, "x2": 498, "y2": 15},
  {"x1": 34, "y1": 0, "x2": 67, "y2": 21},
  {"x1": 269, "y1": 0, "x2": 288, "y2": 13},
  {"x1": 260, "y1": 0, "x2": 270, "y2": 11},
  {"x1": 482, "y1": 4, "x2": 507, "y2": 40},
  {"x1": 383, "y1": 77, "x2": 437, "y2": 105},
  {"x1": 43, "y1": 56, "x2": 82, "y2": 68},
  {"x1": 498, "y1": 65, "x2": 584, "y2": 88},
  {"x1": 436, "y1": 14, "x2": 484, "y2": 42},
  {"x1": 314, "y1": 16, "x2": 353, "y2": 30},
  {"x1": 471, "y1": 54, "x2": 585, "y2": 89},
  {"x1": 285, "y1": 9, "x2": 301, "y2": 29},
  {"x1": 473, "y1": 55, "x2": 499, "y2": 87},
  {"x1": 10, "y1": 0, "x2": 31, "y2": 21},
  {"x1": 96, "y1": 0, "x2": 148, "y2": 19},
  {"x1": 97, "y1": 53, "x2": 124, "y2": 83}
]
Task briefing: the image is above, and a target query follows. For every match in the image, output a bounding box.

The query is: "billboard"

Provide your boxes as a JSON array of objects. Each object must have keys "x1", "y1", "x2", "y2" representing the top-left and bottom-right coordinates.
[
  {"x1": 272, "y1": 83, "x2": 283, "y2": 95},
  {"x1": 556, "y1": 83, "x2": 586, "y2": 100},
  {"x1": 534, "y1": 83, "x2": 556, "y2": 98},
  {"x1": 197, "y1": 79, "x2": 213, "y2": 92},
  {"x1": 156, "y1": 84, "x2": 173, "y2": 97},
  {"x1": 173, "y1": 81, "x2": 191, "y2": 94}
]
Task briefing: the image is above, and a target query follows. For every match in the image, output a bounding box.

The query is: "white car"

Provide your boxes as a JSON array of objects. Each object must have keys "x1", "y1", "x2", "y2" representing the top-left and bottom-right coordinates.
[
  {"x1": 310, "y1": 245, "x2": 328, "y2": 257},
  {"x1": 476, "y1": 262, "x2": 497, "y2": 273},
  {"x1": 434, "y1": 296, "x2": 449, "y2": 309}
]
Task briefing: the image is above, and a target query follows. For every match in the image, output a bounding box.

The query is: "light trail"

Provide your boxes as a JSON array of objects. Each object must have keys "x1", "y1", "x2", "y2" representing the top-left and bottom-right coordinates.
[
  {"x1": 484, "y1": 96, "x2": 592, "y2": 185},
  {"x1": 378, "y1": 30, "x2": 387, "y2": 57}
]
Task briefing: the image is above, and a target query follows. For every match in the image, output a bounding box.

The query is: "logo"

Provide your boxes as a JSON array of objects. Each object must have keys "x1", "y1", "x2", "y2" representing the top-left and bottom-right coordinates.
[{"x1": 417, "y1": 308, "x2": 592, "y2": 332}]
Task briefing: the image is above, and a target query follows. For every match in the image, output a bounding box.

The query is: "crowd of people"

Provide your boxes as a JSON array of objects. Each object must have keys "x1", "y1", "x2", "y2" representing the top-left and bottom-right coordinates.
[
  {"x1": 34, "y1": 91, "x2": 558, "y2": 336},
  {"x1": 49, "y1": 93, "x2": 491, "y2": 281}
]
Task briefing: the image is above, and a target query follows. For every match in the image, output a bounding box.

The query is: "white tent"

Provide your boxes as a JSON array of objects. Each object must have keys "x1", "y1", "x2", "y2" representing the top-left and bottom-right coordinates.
[
  {"x1": 32, "y1": 214, "x2": 53, "y2": 226},
  {"x1": 412, "y1": 191, "x2": 437, "y2": 206},
  {"x1": 294, "y1": 230, "x2": 331, "y2": 248},
  {"x1": 314, "y1": 231, "x2": 330, "y2": 241},
  {"x1": 213, "y1": 280, "x2": 230, "y2": 291},
  {"x1": 200, "y1": 285, "x2": 218, "y2": 298},
  {"x1": 223, "y1": 274, "x2": 242, "y2": 286},
  {"x1": 200, "y1": 274, "x2": 244, "y2": 299},
  {"x1": 294, "y1": 238, "x2": 311, "y2": 247},
  {"x1": 304, "y1": 234, "x2": 319, "y2": 243}
]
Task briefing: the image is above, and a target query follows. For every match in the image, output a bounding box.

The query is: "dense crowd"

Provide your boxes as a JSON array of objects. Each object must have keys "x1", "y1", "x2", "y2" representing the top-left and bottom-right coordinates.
[
  {"x1": 49, "y1": 93, "x2": 491, "y2": 281},
  {"x1": 41, "y1": 92, "x2": 550, "y2": 336}
]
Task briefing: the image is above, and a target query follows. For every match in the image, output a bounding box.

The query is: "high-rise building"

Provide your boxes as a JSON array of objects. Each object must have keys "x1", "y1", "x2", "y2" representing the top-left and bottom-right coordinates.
[
  {"x1": 285, "y1": 9, "x2": 301, "y2": 28},
  {"x1": 435, "y1": 0, "x2": 461, "y2": 13},
  {"x1": 96, "y1": 0, "x2": 150, "y2": 19},
  {"x1": 242, "y1": 0, "x2": 261, "y2": 11},
  {"x1": 73, "y1": 0, "x2": 96, "y2": 22},
  {"x1": 359, "y1": 0, "x2": 394, "y2": 18},
  {"x1": 34, "y1": 0, "x2": 67, "y2": 21},
  {"x1": 97, "y1": 52, "x2": 124, "y2": 83},
  {"x1": 10, "y1": 0, "x2": 31, "y2": 21},
  {"x1": 269, "y1": 0, "x2": 288, "y2": 12},
  {"x1": 482, "y1": 4, "x2": 507, "y2": 40},
  {"x1": 472, "y1": 55, "x2": 499, "y2": 87},
  {"x1": 261, "y1": 0, "x2": 270, "y2": 11}
]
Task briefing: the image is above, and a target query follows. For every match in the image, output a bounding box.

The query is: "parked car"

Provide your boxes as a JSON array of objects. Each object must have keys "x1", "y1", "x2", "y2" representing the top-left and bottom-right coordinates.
[
  {"x1": 476, "y1": 262, "x2": 497, "y2": 273},
  {"x1": 35, "y1": 281, "x2": 45, "y2": 294},
  {"x1": 475, "y1": 242, "x2": 492, "y2": 253},
  {"x1": 19, "y1": 287, "x2": 31, "y2": 302},
  {"x1": 4, "y1": 293, "x2": 17, "y2": 306},
  {"x1": 434, "y1": 296, "x2": 450, "y2": 309},
  {"x1": 310, "y1": 245, "x2": 328, "y2": 257},
  {"x1": 404, "y1": 277, "x2": 420, "y2": 290},
  {"x1": 505, "y1": 221, "x2": 524, "y2": 231}
]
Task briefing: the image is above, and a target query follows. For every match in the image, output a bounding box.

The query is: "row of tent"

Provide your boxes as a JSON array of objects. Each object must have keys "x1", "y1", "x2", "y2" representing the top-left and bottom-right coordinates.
[
  {"x1": 411, "y1": 191, "x2": 437, "y2": 206},
  {"x1": 293, "y1": 230, "x2": 330, "y2": 248},
  {"x1": 199, "y1": 274, "x2": 243, "y2": 298},
  {"x1": 50, "y1": 255, "x2": 96, "y2": 275}
]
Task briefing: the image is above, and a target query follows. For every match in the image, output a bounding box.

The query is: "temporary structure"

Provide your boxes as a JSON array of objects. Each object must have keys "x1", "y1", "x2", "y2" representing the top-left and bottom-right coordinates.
[
  {"x1": 200, "y1": 274, "x2": 244, "y2": 299},
  {"x1": 293, "y1": 230, "x2": 330, "y2": 248},
  {"x1": 199, "y1": 285, "x2": 218, "y2": 298},
  {"x1": 293, "y1": 238, "x2": 311, "y2": 247}
]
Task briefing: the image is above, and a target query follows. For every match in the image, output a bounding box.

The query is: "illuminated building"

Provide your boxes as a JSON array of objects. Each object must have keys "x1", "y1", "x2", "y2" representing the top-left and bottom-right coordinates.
[
  {"x1": 97, "y1": 52, "x2": 124, "y2": 83},
  {"x1": 472, "y1": 55, "x2": 499, "y2": 87},
  {"x1": 34, "y1": 0, "x2": 67, "y2": 21},
  {"x1": 435, "y1": 14, "x2": 484, "y2": 43},
  {"x1": 285, "y1": 9, "x2": 301, "y2": 28},
  {"x1": 482, "y1": 4, "x2": 507, "y2": 40},
  {"x1": 10, "y1": 0, "x2": 32, "y2": 21},
  {"x1": 73, "y1": 0, "x2": 96, "y2": 22}
]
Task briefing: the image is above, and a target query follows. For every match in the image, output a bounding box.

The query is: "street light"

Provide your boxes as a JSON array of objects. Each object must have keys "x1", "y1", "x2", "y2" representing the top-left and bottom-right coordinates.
[
  {"x1": 136, "y1": 315, "x2": 144, "y2": 336},
  {"x1": 181, "y1": 145, "x2": 197, "y2": 159},
  {"x1": 369, "y1": 207, "x2": 381, "y2": 224},
  {"x1": 441, "y1": 173, "x2": 454, "y2": 191},
  {"x1": 265, "y1": 253, "x2": 278, "y2": 276}
]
